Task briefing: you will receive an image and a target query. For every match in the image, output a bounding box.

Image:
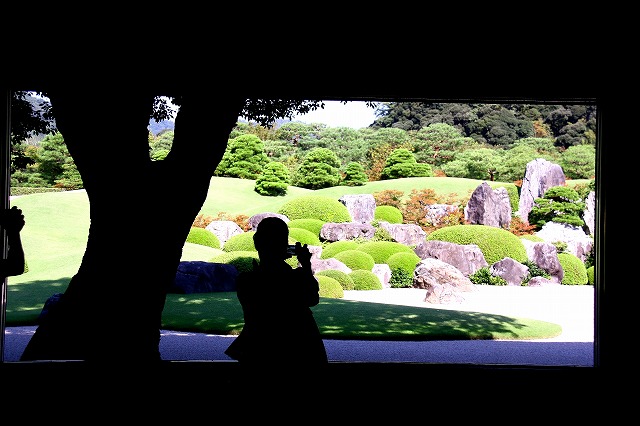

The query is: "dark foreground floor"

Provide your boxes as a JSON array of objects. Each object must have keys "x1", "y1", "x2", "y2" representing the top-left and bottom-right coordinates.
[{"x1": 4, "y1": 326, "x2": 594, "y2": 366}]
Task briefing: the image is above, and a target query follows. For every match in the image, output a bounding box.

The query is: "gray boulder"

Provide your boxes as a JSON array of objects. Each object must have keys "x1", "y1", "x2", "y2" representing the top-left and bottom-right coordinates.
[
  {"x1": 339, "y1": 194, "x2": 376, "y2": 224},
  {"x1": 311, "y1": 257, "x2": 352, "y2": 275},
  {"x1": 464, "y1": 181, "x2": 511, "y2": 228},
  {"x1": 414, "y1": 240, "x2": 487, "y2": 276},
  {"x1": 205, "y1": 220, "x2": 244, "y2": 248},
  {"x1": 535, "y1": 222, "x2": 594, "y2": 262},
  {"x1": 518, "y1": 158, "x2": 566, "y2": 224},
  {"x1": 169, "y1": 261, "x2": 239, "y2": 294},
  {"x1": 320, "y1": 222, "x2": 376, "y2": 242},
  {"x1": 413, "y1": 258, "x2": 477, "y2": 304},
  {"x1": 372, "y1": 263, "x2": 392, "y2": 288},
  {"x1": 377, "y1": 221, "x2": 426, "y2": 246},
  {"x1": 490, "y1": 257, "x2": 529, "y2": 286},
  {"x1": 521, "y1": 239, "x2": 564, "y2": 283}
]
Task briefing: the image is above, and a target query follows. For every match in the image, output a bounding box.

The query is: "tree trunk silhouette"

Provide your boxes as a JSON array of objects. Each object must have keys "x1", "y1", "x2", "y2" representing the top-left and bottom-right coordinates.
[{"x1": 20, "y1": 86, "x2": 245, "y2": 362}]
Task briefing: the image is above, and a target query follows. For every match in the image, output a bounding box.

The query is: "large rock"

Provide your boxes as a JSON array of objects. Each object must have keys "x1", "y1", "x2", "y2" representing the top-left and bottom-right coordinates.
[
  {"x1": 320, "y1": 222, "x2": 376, "y2": 242},
  {"x1": 169, "y1": 261, "x2": 239, "y2": 294},
  {"x1": 205, "y1": 220, "x2": 244, "y2": 248},
  {"x1": 372, "y1": 263, "x2": 392, "y2": 288},
  {"x1": 377, "y1": 221, "x2": 426, "y2": 246},
  {"x1": 521, "y1": 239, "x2": 564, "y2": 283},
  {"x1": 311, "y1": 257, "x2": 352, "y2": 274},
  {"x1": 339, "y1": 194, "x2": 376, "y2": 224},
  {"x1": 518, "y1": 158, "x2": 566, "y2": 224},
  {"x1": 413, "y1": 258, "x2": 477, "y2": 304},
  {"x1": 414, "y1": 240, "x2": 487, "y2": 276},
  {"x1": 489, "y1": 257, "x2": 529, "y2": 286},
  {"x1": 583, "y1": 191, "x2": 596, "y2": 236},
  {"x1": 464, "y1": 182, "x2": 511, "y2": 228},
  {"x1": 535, "y1": 222, "x2": 594, "y2": 262}
]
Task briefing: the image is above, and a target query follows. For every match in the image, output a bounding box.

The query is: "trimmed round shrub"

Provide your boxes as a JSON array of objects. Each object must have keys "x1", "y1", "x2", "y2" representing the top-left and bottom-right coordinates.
[
  {"x1": 375, "y1": 205, "x2": 403, "y2": 224},
  {"x1": 320, "y1": 240, "x2": 360, "y2": 259},
  {"x1": 387, "y1": 251, "x2": 421, "y2": 276},
  {"x1": 349, "y1": 269, "x2": 383, "y2": 290},
  {"x1": 186, "y1": 227, "x2": 221, "y2": 249},
  {"x1": 315, "y1": 269, "x2": 355, "y2": 290},
  {"x1": 209, "y1": 251, "x2": 258, "y2": 273},
  {"x1": 586, "y1": 265, "x2": 595, "y2": 285},
  {"x1": 317, "y1": 275, "x2": 344, "y2": 298},
  {"x1": 333, "y1": 249, "x2": 375, "y2": 271},
  {"x1": 278, "y1": 195, "x2": 352, "y2": 222},
  {"x1": 287, "y1": 218, "x2": 325, "y2": 237},
  {"x1": 558, "y1": 252, "x2": 588, "y2": 285},
  {"x1": 222, "y1": 231, "x2": 257, "y2": 252},
  {"x1": 288, "y1": 227, "x2": 321, "y2": 246},
  {"x1": 223, "y1": 229, "x2": 298, "y2": 252},
  {"x1": 356, "y1": 241, "x2": 414, "y2": 264},
  {"x1": 426, "y1": 224, "x2": 527, "y2": 264}
]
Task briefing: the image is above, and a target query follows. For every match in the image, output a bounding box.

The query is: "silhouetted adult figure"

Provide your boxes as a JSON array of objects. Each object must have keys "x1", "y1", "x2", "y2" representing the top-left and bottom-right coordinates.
[
  {"x1": 225, "y1": 216, "x2": 328, "y2": 381},
  {"x1": 0, "y1": 206, "x2": 26, "y2": 278},
  {"x1": 0, "y1": 206, "x2": 26, "y2": 362}
]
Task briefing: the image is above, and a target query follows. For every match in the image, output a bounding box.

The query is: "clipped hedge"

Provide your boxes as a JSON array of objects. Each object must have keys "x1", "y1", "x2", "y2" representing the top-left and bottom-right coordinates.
[
  {"x1": 356, "y1": 241, "x2": 414, "y2": 264},
  {"x1": 278, "y1": 195, "x2": 352, "y2": 222},
  {"x1": 317, "y1": 275, "x2": 345, "y2": 298},
  {"x1": 287, "y1": 218, "x2": 325, "y2": 237},
  {"x1": 586, "y1": 265, "x2": 595, "y2": 285},
  {"x1": 374, "y1": 205, "x2": 403, "y2": 224},
  {"x1": 288, "y1": 227, "x2": 321, "y2": 246},
  {"x1": 315, "y1": 269, "x2": 355, "y2": 290},
  {"x1": 558, "y1": 252, "x2": 589, "y2": 285},
  {"x1": 209, "y1": 251, "x2": 258, "y2": 273},
  {"x1": 333, "y1": 249, "x2": 375, "y2": 271},
  {"x1": 186, "y1": 227, "x2": 221, "y2": 249},
  {"x1": 387, "y1": 251, "x2": 421, "y2": 275},
  {"x1": 349, "y1": 269, "x2": 383, "y2": 290},
  {"x1": 320, "y1": 240, "x2": 360, "y2": 259},
  {"x1": 426, "y1": 224, "x2": 527, "y2": 264},
  {"x1": 222, "y1": 231, "x2": 258, "y2": 252}
]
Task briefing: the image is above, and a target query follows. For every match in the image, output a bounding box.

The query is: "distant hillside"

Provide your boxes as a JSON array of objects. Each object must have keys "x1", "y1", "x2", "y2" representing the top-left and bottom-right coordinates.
[
  {"x1": 149, "y1": 117, "x2": 296, "y2": 136},
  {"x1": 148, "y1": 119, "x2": 175, "y2": 135}
]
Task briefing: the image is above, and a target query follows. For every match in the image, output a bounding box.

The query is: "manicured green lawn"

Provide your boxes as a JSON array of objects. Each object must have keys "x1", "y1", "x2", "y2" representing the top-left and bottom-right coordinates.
[{"x1": 161, "y1": 292, "x2": 561, "y2": 341}]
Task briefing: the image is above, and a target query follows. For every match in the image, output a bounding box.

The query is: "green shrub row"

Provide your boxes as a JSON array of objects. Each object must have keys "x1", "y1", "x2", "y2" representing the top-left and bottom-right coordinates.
[{"x1": 189, "y1": 194, "x2": 591, "y2": 294}]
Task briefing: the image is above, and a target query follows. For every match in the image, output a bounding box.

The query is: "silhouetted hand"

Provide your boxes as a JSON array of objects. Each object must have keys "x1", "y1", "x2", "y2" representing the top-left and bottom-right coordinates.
[
  {"x1": 0, "y1": 206, "x2": 25, "y2": 233},
  {"x1": 294, "y1": 242, "x2": 312, "y2": 267}
]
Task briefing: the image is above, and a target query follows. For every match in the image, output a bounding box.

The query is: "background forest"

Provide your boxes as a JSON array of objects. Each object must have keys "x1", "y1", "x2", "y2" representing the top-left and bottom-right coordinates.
[{"x1": 9, "y1": 97, "x2": 596, "y2": 198}]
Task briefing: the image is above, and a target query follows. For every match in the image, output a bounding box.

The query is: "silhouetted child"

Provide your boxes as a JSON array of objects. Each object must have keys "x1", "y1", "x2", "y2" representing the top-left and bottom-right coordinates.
[
  {"x1": 225, "y1": 216, "x2": 328, "y2": 378},
  {"x1": 0, "y1": 206, "x2": 26, "y2": 278}
]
